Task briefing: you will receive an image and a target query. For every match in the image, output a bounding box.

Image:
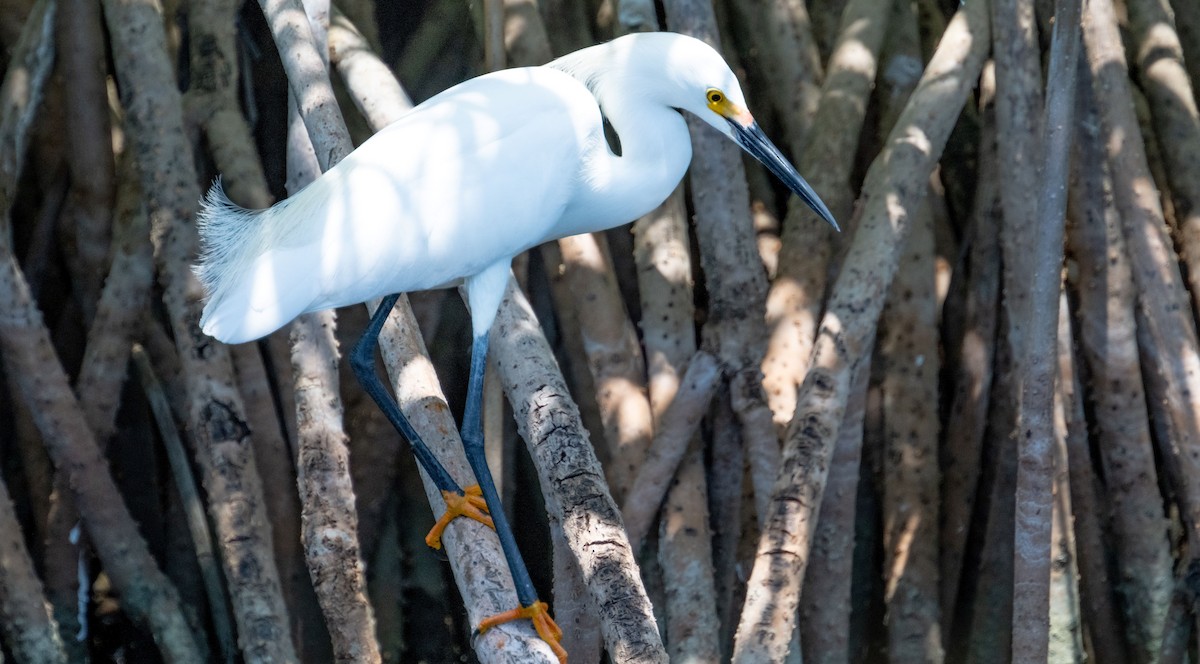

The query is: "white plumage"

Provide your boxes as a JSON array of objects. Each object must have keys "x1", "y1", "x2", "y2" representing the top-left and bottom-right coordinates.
[
  {"x1": 191, "y1": 32, "x2": 836, "y2": 660},
  {"x1": 196, "y1": 33, "x2": 765, "y2": 344}
]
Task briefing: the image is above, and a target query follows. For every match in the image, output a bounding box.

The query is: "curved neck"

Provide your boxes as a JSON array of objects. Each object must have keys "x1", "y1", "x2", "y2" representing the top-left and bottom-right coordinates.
[
  {"x1": 550, "y1": 38, "x2": 694, "y2": 235},
  {"x1": 564, "y1": 95, "x2": 692, "y2": 235}
]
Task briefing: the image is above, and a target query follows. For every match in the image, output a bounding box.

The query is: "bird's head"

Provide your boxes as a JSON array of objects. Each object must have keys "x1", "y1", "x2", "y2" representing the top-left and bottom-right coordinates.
[{"x1": 664, "y1": 34, "x2": 839, "y2": 231}]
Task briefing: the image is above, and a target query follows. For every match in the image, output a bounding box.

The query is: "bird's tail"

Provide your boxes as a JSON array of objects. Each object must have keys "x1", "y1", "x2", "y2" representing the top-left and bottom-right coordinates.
[
  {"x1": 195, "y1": 179, "x2": 262, "y2": 295},
  {"x1": 194, "y1": 179, "x2": 273, "y2": 340}
]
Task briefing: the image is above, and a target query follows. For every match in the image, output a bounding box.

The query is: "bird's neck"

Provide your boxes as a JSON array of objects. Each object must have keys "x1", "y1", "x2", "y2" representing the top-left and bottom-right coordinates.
[{"x1": 564, "y1": 95, "x2": 692, "y2": 235}]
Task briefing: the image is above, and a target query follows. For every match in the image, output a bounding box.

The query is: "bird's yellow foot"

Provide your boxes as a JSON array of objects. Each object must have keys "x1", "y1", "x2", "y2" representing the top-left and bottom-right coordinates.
[
  {"x1": 425, "y1": 485, "x2": 494, "y2": 550},
  {"x1": 478, "y1": 600, "x2": 566, "y2": 663}
]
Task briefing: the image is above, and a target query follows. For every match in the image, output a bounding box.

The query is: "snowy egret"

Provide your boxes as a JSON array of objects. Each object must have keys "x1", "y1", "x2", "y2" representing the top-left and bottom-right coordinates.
[{"x1": 195, "y1": 31, "x2": 836, "y2": 662}]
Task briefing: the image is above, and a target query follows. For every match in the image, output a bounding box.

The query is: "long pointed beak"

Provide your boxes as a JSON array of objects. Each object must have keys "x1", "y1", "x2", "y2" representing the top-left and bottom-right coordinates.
[{"x1": 728, "y1": 119, "x2": 839, "y2": 232}]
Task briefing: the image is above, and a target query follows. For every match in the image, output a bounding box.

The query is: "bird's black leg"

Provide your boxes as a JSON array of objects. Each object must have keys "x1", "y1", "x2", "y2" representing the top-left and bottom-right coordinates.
[
  {"x1": 461, "y1": 333, "x2": 565, "y2": 662},
  {"x1": 354, "y1": 294, "x2": 563, "y2": 661},
  {"x1": 351, "y1": 294, "x2": 494, "y2": 547},
  {"x1": 459, "y1": 332, "x2": 537, "y2": 606}
]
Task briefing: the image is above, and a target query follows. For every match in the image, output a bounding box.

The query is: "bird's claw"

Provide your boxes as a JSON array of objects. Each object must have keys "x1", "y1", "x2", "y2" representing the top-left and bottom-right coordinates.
[
  {"x1": 477, "y1": 600, "x2": 566, "y2": 663},
  {"x1": 425, "y1": 485, "x2": 494, "y2": 549}
]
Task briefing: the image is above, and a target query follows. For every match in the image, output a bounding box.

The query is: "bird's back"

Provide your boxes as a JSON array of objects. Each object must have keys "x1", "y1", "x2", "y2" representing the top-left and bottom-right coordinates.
[{"x1": 197, "y1": 67, "x2": 605, "y2": 344}]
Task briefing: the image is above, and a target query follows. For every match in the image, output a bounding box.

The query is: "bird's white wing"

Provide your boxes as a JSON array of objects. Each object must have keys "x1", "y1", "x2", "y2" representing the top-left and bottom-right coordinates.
[{"x1": 198, "y1": 67, "x2": 603, "y2": 343}]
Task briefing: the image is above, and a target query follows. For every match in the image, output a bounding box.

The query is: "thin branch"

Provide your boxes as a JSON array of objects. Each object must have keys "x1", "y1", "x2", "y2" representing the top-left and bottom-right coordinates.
[
  {"x1": 257, "y1": 0, "x2": 352, "y2": 170},
  {"x1": 330, "y1": 0, "x2": 379, "y2": 53},
  {"x1": 1048, "y1": 321, "x2": 1085, "y2": 660},
  {"x1": 621, "y1": 351, "x2": 722, "y2": 549},
  {"x1": 880, "y1": 198, "x2": 943, "y2": 660},
  {"x1": 0, "y1": 470, "x2": 67, "y2": 664},
  {"x1": 329, "y1": 8, "x2": 412, "y2": 128},
  {"x1": 991, "y1": 0, "x2": 1043, "y2": 359},
  {"x1": 940, "y1": 62, "x2": 1000, "y2": 630},
  {"x1": 635, "y1": 185, "x2": 720, "y2": 662},
  {"x1": 1056, "y1": 282, "x2": 1131, "y2": 664},
  {"x1": 729, "y1": 0, "x2": 823, "y2": 158},
  {"x1": 55, "y1": 0, "x2": 113, "y2": 317},
  {"x1": 484, "y1": 0, "x2": 505, "y2": 70},
  {"x1": 133, "y1": 345, "x2": 237, "y2": 664},
  {"x1": 559, "y1": 232, "x2": 653, "y2": 502},
  {"x1": 1173, "y1": 0, "x2": 1200, "y2": 109},
  {"x1": 53, "y1": 156, "x2": 154, "y2": 661},
  {"x1": 0, "y1": 0, "x2": 53, "y2": 210},
  {"x1": 1158, "y1": 563, "x2": 1200, "y2": 664}
]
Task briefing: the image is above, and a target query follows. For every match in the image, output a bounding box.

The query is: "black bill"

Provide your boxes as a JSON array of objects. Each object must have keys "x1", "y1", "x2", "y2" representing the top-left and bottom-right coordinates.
[{"x1": 729, "y1": 119, "x2": 839, "y2": 232}]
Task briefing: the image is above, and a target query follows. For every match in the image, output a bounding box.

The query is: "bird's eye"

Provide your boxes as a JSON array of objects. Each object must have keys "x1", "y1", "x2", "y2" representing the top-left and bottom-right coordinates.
[{"x1": 707, "y1": 89, "x2": 724, "y2": 104}]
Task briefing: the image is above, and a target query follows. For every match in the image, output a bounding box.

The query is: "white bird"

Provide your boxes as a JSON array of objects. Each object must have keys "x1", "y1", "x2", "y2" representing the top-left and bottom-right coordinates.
[{"x1": 195, "y1": 31, "x2": 835, "y2": 663}]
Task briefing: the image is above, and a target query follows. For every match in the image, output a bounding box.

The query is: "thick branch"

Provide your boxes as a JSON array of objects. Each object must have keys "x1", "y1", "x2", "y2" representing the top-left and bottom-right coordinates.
[
  {"x1": 1125, "y1": 0, "x2": 1200, "y2": 321},
  {"x1": 1067, "y1": 58, "x2": 1172, "y2": 661},
  {"x1": 1084, "y1": 0, "x2": 1200, "y2": 561},
  {"x1": 1010, "y1": 0, "x2": 1080, "y2": 657},
  {"x1": 492, "y1": 280, "x2": 668, "y2": 663}
]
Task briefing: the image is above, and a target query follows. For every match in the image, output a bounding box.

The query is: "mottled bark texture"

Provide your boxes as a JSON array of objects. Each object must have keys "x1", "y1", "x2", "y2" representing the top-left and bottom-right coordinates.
[
  {"x1": 880, "y1": 202, "x2": 943, "y2": 661},
  {"x1": 56, "y1": 0, "x2": 113, "y2": 316},
  {"x1": 662, "y1": 0, "x2": 783, "y2": 535},
  {"x1": 322, "y1": 12, "x2": 557, "y2": 661},
  {"x1": 621, "y1": 351, "x2": 721, "y2": 549},
  {"x1": 635, "y1": 185, "x2": 721, "y2": 663},
  {"x1": 732, "y1": 2, "x2": 990, "y2": 659},
  {"x1": 798, "y1": 362, "x2": 867, "y2": 663},
  {"x1": 940, "y1": 64, "x2": 1000, "y2": 630},
  {"x1": 189, "y1": 0, "x2": 334, "y2": 656},
  {"x1": 257, "y1": 0, "x2": 380, "y2": 659},
  {"x1": 1048, "y1": 343, "x2": 1085, "y2": 661},
  {"x1": 375, "y1": 295, "x2": 559, "y2": 663},
  {"x1": 1067, "y1": 64, "x2": 1172, "y2": 661},
  {"x1": 0, "y1": 472, "x2": 67, "y2": 664},
  {"x1": 1175, "y1": 0, "x2": 1200, "y2": 109},
  {"x1": 101, "y1": 0, "x2": 295, "y2": 658},
  {"x1": 1125, "y1": 0, "x2": 1200, "y2": 321},
  {"x1": 1055, "y1": 290, "x2": 1131, "y2": 664},
  {"x1": 133, "y1": 345, "x2": 238, "y2": 663},
  {"x1": 1010, "y1": 0, "x2": 1080, "y2": 658},
  {"x1": 0, "y1": 1, "x2": 200, "y2": 661},
  {"x1": 1085, "y1": 0, "x2": 1200, "y2": 566},
  {"x1": 729, "y1": 0, "x2": 823, "y2": 158},
  {"x1": 492, "y1": 280, "x2": 668, "y2": 663},
  {"x1": 559, "y1": 233, "x2": 654, "y2": 503},
  {"x1": 762, "y1": 0, "x2": 891, "y2": 431}
]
